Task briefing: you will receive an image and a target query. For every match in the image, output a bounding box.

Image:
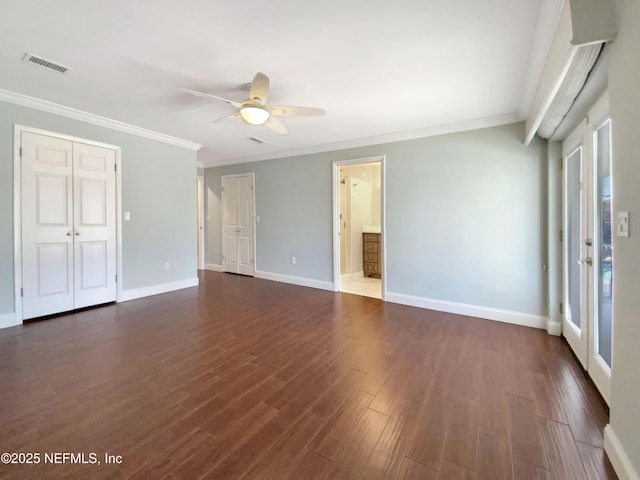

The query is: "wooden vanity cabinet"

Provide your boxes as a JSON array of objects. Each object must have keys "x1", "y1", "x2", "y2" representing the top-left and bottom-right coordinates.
[{"x1": 363, "y1": 233, "x2": 381, "y2": 278}]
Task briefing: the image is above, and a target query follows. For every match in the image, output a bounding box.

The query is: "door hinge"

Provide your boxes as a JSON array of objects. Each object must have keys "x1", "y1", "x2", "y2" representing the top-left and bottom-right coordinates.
[
  {"x1": 114, "y1": 163, "x2": 117, "y2": 172},
  {"x1": 20, "y1": 287, "x2": 23, "y2": 297},
  {"x1": 115, "y1": 274, "x2": 117, "y2": 283},
  {"x1": 19, "y1": 147, "x2": 23, "y2": 157},
  {"x1": 559, "y1": 302, "x2": 564, "y2": 314},
  {"x1": 222, "y1": 186, "x2": 225, "y2": 192},
  {"x1": 559, "y1": 157, "x2": 563, "y2": 170},
  {"x1": 559, "y1": 229, "x2": 563, "y2": 242},
  {"x1": 250, "y1": 185, "x2": 254, "y2": 191}
]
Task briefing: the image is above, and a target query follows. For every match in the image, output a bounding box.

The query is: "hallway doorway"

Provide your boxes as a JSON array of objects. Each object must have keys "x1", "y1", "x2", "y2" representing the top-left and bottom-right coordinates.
[{"x1": 333, "y1": 156, "x2": 384, "y2": 299}]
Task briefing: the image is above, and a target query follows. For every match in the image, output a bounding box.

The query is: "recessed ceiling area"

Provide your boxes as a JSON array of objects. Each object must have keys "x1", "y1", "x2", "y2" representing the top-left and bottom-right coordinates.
[{"x1": 0, "y1": 0, "x2": 562, "y2": 166}]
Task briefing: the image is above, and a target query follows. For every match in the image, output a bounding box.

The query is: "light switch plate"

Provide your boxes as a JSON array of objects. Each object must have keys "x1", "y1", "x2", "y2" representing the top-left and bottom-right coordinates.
[
  {"x1": 124, "y1": 211, "x2": 131, "y2": 221},
  {"x1": 617, "y1": 211, "x2": 630, "y2": 237}
]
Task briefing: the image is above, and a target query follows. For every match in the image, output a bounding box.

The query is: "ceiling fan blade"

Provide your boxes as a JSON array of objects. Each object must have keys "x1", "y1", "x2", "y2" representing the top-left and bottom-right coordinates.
[
  {"x1": 212, "y1": 112, "x2": 241, "y2": 124},
  {"x1": 270, "y1": 106, "x2": 326, "y2": 117},
  {"x1": 178, "y1": 87, "x2": 242, "y2": 108},
  {"x1": 264, "y1": 116, "x2": 288, "y2": 135},
  {"x1": 250, "y1": 72, "x2": 270, "y2": 104}
]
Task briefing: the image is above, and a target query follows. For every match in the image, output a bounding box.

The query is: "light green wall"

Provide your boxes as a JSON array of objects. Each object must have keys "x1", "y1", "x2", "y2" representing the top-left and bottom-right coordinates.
[
  {"x1": 608, "y1": 0, "x2": 640, "y2": 473},
  {"x1": 207, "y1": 153, "x2": 334, "y2": 281},
  {"x1": 206, "y1": 122, "x2": 548, "y2": 317},
  {"x1": 0, "y1": 100, "x2": 197, "y2": 315},
  {"x1": 547, "y1": 141, "x2": 562, "y2": 332}
]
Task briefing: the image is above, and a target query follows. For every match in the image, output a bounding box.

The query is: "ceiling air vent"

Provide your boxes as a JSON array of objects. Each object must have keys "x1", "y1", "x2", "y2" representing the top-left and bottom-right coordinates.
[
  {"x1": 248, "y1": 137, "x2": 265, "y2": 144},
  {"x1": 21, "y1": 53, "x2": 71, "y2": 75}
]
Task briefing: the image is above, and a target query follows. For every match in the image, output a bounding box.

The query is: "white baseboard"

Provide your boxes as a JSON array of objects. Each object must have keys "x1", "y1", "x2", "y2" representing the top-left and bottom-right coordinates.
[
  {"x1": 604, "y1": 425, "x2": 640, "y2": 480},
  {"x1": 204, "y1": 263, "x2": 224, "y2": 272},
  {"x1": 547, "y1": 319, "x2": 562, "y2": 336},
  {"x1": 119, "y1": 277, "x2": 200, "y2": 302},
  {"x1": 385, "y1": 292, "x2": 548, "y2": 330},
  {"x1": 0, "y1": 312, "x2": 21, "y2": 330},
  {"x1": 255, "y1": 270, "x2": 334, "y2": 291}
]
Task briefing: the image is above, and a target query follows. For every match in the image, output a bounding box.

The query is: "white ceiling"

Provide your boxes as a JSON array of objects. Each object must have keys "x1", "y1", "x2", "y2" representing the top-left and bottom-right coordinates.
[{"x1": 0, "y1": 0, "x2": 561, "y2": 166}]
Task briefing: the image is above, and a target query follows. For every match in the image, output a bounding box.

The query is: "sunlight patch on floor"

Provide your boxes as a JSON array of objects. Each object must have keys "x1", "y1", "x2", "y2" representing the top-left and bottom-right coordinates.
[{"x1": 341, "y1": 276, "x2": 382, "y2": 299}]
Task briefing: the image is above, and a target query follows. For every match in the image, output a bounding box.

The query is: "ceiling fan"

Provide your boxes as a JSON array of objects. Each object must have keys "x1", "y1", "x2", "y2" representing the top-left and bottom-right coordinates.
[{"x1": 179, "y1": 72, "x2": 326, "y2": 134}]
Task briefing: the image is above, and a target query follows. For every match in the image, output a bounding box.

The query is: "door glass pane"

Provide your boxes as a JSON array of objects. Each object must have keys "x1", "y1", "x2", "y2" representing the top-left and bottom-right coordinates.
[
  {"x1": 596, "y1": 120, "x2": 613, "y2": 368},
  {"x1": 567, "y1": 148, "x2": 582, "y2": 329}
]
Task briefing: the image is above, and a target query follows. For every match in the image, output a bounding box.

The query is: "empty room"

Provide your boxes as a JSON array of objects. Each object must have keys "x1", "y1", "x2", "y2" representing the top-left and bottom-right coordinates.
[{"x1": 0, "y1": 1, "x2": 639, "y2": 479}]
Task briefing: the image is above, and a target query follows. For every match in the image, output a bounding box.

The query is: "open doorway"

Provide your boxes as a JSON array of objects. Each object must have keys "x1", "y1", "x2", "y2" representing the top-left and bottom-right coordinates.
[{"x1": 333, "y1": 156, "x2": 384, "y2": 299}]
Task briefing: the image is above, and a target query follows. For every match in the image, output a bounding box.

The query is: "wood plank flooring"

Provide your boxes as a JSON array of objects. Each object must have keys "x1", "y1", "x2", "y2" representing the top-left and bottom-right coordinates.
[{"x1": 0, "y1": 271, "x2": 617, "y2": 479}]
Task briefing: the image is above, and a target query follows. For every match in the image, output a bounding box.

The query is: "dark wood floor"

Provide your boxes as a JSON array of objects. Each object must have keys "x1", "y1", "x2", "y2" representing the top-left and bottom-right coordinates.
[{"x1": 0, "y1": 271, "x2": 617, "y2": 479}]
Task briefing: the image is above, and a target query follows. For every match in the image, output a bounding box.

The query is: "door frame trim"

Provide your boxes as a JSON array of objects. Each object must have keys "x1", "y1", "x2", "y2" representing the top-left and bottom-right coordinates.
[
  {"x1": 220, "y1": 172, "x2": 256, "y2": 275},
  {"x1": 13, "y1": 124, "x2": 123, "y2": 325},
  {"x1": 197, "y1": 175, "x2": 205, "y2": 270},
  {"x1": 332, "y1": 155, "x2": 386, "y2": 300}
]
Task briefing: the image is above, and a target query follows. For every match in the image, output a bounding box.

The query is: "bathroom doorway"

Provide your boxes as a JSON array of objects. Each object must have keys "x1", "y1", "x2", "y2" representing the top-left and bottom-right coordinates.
[{"x1": 332, "y1": 156, "x2": 384, "y2": 299}]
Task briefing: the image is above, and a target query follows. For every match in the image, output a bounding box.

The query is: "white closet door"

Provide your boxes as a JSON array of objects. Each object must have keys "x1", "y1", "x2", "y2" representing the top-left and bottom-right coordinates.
[
  {"x1": 21, "y1": 132, "x2": 75, "y2": 319},
  {"x1": 73, "y1": 142, "x2": 117, "y2": 308},
  {"x1": 21, "y1": 132, "x2": 117, "y2": 319}
]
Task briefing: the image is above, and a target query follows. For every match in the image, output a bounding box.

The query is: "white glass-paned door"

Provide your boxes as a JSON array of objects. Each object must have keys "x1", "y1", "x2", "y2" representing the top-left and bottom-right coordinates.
[
  {"x1": 561, "y1": 91, "x2": 613, "y2": 404},
  {"x1": 566, "y1": 147, "x2": 583, "y2": 330},
  {"x1": 595, "y1": 120, "x2": 613, "y2": 368}
]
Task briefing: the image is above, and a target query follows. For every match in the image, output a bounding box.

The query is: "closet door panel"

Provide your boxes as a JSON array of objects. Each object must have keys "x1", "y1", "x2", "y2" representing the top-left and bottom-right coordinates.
[
  {"x1": 73, "y1": 142, "x2": 117, "y2": 309},
  {"x1": 21, "y1": 132, "x2": 74, "y2": 319}
]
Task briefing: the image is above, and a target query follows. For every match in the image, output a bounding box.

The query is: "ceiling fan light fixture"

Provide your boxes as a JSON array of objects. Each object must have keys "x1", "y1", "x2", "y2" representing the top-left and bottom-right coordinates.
[{"x1": 240, "y1": 106, "x2": 270, "y2": 125}]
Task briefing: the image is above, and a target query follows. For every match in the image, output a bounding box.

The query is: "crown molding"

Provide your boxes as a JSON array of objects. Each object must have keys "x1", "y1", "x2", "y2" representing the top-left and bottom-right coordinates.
[
  {"x1": 202, "y1": 112, "x2": 523, "y2": 167},
  {"x1": 0, "y1": 88, "x2": 201, "y2": 151}
]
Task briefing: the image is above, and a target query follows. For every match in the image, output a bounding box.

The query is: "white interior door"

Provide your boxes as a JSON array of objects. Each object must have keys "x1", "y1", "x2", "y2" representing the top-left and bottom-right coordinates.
[
  {"x1": 72, "y1": 142, "x2": 117, "y2": 309},
  {"x1": 222, "y1": 174, "x2": 255, "y2": 276},
  {"x1": 196, "y1": 176, "x2": 204, "y2": 270},
  {"x1": 562, "y1": 91, "x2": 613, "y2": 403},
  {"x1": 563, "y1": 122, "x2": 589, "y2": 367},
  {"x1": 21, "y1": 133, "x2": 75, "y2": 318},
  {"x1": 21, "y1": 131, "x2": 117, "y2": 319},
  {"x1": 587, "y1": 93, "x2": 613, "y2": 403}
]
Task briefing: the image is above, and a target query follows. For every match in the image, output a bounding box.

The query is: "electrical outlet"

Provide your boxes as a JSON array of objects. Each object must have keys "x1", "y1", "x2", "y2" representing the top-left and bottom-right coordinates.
[
  {"x1": 291, "y1": 256, "x2": 296, "y2": 265},
  {"x1": 617, "y1": 211, "x2": 630, "y2": 237},
  {"x1": 164, "y1": 262, "x2": 170, "y2": 271}
]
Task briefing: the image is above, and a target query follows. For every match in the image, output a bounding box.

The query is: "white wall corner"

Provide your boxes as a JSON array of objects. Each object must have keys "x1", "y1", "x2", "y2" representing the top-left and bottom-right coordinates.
[
  {"x1": 0, "y1": 312, "x2": 21, "y2": 330},
  {"x1": 604, "y1": 425, "x2": 640, "y2": 480},
  {"x1": 255, "y1": 270, "x2": 334, "y2": 292},
  {"x1": 119, "y1": 277, "x2": 199, "y2": 302},
  {"x1": 385, "y1": 292, "x2": 547, "y2": 330},
  {"x1": 546, "y1": 318, "x2": 562, "y2": 336},
  {"x1": 205, "y1": 264, "x2": 224, "y2": 272}
]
